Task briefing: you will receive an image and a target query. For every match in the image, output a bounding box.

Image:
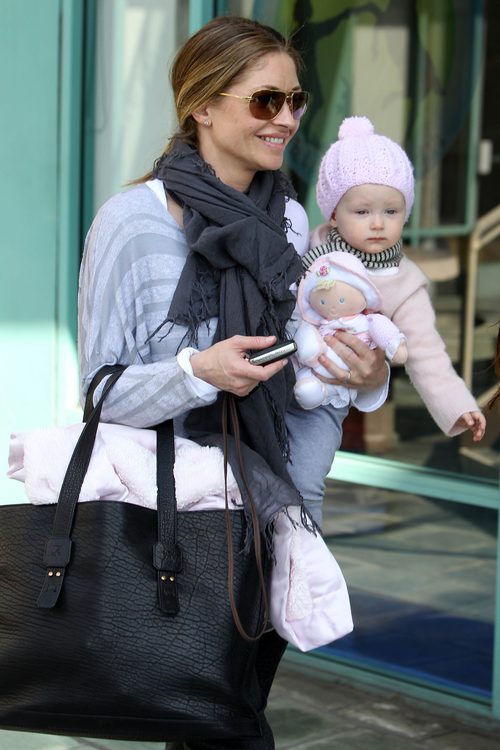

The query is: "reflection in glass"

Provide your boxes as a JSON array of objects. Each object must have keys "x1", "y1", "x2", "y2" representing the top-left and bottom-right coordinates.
[{"x1": 321, "y1": 482, "x2": 496, "y2": 699}]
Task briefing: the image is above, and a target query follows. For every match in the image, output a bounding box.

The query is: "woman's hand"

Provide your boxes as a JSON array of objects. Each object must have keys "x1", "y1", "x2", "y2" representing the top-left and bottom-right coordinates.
[
  {"x1": 190, "y1": 335, "x2": 289, "y2": 397},
  {"x1": 316, "y1": 330, "x2": 388, "y2": 389}
]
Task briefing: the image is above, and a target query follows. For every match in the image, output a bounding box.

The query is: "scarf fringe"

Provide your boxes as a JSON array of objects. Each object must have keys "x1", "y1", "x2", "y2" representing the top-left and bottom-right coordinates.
[
  {"x1": 262, "y1": 383, "x2": 291, "y2": 462},
  {"x1": 240, "y1": 502, "x2": 319, "y2": 562}
]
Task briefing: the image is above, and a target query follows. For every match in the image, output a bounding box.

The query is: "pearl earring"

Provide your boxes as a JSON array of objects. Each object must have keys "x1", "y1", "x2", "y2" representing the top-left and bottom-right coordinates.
[{"x1": 203, "y1": 119, "x2": 210, "y2": 126}]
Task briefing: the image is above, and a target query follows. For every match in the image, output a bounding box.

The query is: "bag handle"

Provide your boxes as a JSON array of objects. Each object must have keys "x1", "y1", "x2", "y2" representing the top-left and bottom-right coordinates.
[
  {"x1": 37, "y1": 367, "x2": 180, "y2": 613},
  {"x1": 37, "y1": 368, "x2": 268, "y2": 641},
  {"x1": 37, "y1": 368, "x2": 125, "y2": 607},
  {"x1": 154, "y1": 419, "x2": 183, "y2": 614}
]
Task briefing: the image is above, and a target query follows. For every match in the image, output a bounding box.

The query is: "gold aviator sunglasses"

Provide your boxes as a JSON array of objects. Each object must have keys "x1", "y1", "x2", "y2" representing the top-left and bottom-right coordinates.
[{"x1": 218, "y1": 89, "x2": 309, "y2": 121}]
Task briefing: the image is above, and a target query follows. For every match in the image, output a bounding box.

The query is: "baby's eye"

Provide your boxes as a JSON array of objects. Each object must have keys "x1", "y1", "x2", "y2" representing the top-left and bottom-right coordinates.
[
  {"x1": 339, "y1": 297, "x2": 345, "y2": 304},
  {"x1": 319, "y1": 298, "x2": 326, "y2": 305},
  {"x1": 355, "y1": 209, "x2": 367, "y2": 215},
  {"x1": 386, "y1": 208, "x2": 398, "y2": 215}
]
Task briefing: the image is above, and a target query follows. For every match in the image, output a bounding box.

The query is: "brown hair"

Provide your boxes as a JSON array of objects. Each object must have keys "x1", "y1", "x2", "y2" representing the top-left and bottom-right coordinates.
[{"x1": 136, "y1": 16, "x2": 303, "y2": 182}]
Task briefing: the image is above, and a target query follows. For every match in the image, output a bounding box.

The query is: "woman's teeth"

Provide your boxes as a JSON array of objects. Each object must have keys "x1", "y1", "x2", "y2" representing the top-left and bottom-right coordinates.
[{"x1": 261, "y1": 136, "x2": 284, "y2": 144}]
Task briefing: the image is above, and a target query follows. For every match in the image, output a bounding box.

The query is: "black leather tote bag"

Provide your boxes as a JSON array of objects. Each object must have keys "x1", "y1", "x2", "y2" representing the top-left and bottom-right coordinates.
[{"x1": 0, "y1": 368, "x2": 268, "y2": 742}]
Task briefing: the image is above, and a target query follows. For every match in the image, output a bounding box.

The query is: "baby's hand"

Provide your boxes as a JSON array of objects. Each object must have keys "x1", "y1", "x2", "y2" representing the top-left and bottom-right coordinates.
[{"x1": 455, "y1": 411, "x2": 486, "y2": 442}]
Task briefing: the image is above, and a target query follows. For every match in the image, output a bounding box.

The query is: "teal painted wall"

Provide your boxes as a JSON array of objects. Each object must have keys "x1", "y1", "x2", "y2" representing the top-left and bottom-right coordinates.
[{"x1": 0, "y1": 0, "x2": 83, "y2": 503}]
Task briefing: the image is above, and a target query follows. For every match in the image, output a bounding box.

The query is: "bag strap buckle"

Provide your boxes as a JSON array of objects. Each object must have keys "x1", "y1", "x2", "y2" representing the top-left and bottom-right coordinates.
[
  {"x1": 37, "y1": 537, "x2": 72, "y2": 608},
  {"x1": 153, "y1": 543, "x2": 183, "y2": 614}
]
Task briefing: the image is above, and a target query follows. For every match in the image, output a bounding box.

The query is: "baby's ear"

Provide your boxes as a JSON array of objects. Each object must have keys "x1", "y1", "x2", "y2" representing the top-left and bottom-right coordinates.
[{"x1": 329, "y1": 213, "x2": 337, "y2": 227}]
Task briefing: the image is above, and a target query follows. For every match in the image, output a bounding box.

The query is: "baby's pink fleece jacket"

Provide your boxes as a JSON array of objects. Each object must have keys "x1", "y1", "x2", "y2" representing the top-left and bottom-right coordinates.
[{"x1": 310, "y1": 223, "x2": 480, "y2": 436}]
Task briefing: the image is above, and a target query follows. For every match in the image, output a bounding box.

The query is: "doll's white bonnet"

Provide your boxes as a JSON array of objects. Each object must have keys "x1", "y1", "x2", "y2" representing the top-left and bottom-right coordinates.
[{"x1": 297, "y1": 251, "x2": 382, "y2": 325}]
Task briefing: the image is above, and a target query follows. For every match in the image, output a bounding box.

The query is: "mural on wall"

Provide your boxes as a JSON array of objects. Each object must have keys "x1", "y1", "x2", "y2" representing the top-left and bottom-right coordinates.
[{"x1": 287, "y1": 0, "x2": 383, "y2": 185}]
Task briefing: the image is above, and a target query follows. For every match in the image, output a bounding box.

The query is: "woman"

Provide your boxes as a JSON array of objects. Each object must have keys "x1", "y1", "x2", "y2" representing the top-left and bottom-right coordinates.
[{"x1": 79, "y1": 16, "x2": 386, "y2": 749}]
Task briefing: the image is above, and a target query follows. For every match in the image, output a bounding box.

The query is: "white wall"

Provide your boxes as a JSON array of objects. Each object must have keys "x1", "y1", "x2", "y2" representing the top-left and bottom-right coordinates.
[{"x1": 351, "y1": 24, "x2": 408, "y2": 145}]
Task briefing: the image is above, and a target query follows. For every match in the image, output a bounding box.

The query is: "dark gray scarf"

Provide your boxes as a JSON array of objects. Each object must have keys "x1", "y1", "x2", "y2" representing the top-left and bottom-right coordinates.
[{"x1": 153, "y1": 141, "x2": 304, "y2": 491}]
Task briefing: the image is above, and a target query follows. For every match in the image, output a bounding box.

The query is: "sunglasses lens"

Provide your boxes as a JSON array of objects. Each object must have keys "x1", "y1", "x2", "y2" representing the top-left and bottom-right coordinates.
[
  {"x1": 291, "y1": 91, "x2": 309, "y2": 120},
  {"x1": 248, "y1": 90, "x2": 309, "y2": 120},
  {"x1": 249, "y1": 91, "x2": 287, "y2": 120}
]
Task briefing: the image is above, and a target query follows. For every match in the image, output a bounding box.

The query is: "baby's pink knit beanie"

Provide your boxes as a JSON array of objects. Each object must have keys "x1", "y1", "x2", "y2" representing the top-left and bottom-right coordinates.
[{"x1": 316, "y1": 116, "x2": 415, "y2": 222}]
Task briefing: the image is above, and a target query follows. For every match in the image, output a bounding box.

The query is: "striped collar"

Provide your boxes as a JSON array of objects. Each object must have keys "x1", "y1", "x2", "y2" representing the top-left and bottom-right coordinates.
[{"x1": 303, "y1": 229, "x2": 403, "y2": 270}]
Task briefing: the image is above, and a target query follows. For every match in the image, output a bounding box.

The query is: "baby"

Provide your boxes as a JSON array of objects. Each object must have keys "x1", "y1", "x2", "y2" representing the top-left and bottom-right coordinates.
[{"x1": 306, "y1": 116, "x2": 485, "y2": 441}]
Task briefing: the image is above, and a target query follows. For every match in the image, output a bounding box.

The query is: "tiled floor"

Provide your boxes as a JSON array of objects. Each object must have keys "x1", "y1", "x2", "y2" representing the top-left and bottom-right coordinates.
[{"x1": 268, "y1": 661, "x2": 500, "y2": 749}]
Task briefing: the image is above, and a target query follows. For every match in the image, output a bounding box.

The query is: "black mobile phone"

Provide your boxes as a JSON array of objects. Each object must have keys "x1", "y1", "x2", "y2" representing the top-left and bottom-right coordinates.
[{"x1": 248, "y1": 340, "x2": 297, "y2": 366}]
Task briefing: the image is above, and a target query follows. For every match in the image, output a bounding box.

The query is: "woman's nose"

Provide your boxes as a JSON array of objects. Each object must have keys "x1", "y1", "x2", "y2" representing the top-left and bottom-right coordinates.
[{"x1": 273, "y1": 101, "x2": 298, "y2": 129}]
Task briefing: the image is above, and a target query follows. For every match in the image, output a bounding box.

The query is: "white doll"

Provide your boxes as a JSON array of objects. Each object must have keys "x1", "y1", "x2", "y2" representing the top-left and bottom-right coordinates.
[{"x1": 294, "y1": 251, "x2": 407, "y2": 410}]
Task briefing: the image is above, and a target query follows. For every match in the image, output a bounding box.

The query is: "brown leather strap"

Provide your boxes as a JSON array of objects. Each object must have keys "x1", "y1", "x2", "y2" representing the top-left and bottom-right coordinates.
[{"x1": 222, "y1": 392, "x2": 269, "y2": 641}]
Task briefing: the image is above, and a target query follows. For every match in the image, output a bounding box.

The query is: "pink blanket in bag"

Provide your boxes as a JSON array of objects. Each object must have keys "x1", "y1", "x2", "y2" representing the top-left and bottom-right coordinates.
[{"x1": 8, "y1": 422, "x2": 353, "y2": 651}]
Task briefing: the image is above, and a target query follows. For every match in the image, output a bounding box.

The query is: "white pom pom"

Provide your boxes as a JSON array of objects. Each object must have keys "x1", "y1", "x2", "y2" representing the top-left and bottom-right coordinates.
[{"x1": 338, "y1": 116, "x2": 374, "y2": 140}]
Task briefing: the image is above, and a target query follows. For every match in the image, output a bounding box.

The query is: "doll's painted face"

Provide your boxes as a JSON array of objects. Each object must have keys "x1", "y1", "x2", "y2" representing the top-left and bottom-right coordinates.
[
  {"x1": 331, "y1": 184, "x2": 406, "y2": 253},
  {"x1": 309, "y1": 280, "x2": 366, "y2": 320}
]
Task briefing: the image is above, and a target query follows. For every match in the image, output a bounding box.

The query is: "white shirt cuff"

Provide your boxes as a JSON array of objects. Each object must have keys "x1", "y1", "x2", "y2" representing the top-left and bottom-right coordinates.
[
  {"x1": 351, "y1": 361, "x2": 391, "y2": 412},
  {"x1": 176, "y1": 347, "x2": 220, "y2": 402}
]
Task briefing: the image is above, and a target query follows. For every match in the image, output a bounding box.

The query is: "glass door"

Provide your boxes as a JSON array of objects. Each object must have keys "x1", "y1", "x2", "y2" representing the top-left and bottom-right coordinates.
[
  {"x1": 320, "y1": 480, "x2": 497, "y2": 704},
  {"x1": 235, "y1": 0, "x2": 500, "y2": 717}
]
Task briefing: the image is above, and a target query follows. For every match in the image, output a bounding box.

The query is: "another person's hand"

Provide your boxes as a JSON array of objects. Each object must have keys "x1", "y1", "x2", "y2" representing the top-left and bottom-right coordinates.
[
  {"x1": 315, "y1": 330, "x2": 388, "y2": 390},
  {"x1": 454, "y1": 411, "x2": 486, "y2": 442},
  {"x1": 190, "y1": 335, "x2": 289, "y2": 397}
]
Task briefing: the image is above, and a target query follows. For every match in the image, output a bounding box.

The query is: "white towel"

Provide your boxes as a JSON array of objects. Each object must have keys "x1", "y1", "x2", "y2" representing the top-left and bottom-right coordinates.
[{"x1": 8, "y1": 422, "x2": 242, "y2": 510}]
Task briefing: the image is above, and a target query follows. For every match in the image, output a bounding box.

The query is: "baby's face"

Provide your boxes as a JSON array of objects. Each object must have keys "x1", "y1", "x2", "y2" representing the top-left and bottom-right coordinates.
[{"x1": 331, "y1": 184, "x2": 406, "y2": 254}]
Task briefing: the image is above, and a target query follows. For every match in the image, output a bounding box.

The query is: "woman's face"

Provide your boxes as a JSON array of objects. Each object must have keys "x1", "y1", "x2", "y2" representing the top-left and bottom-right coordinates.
[{"x1": 197, "y1": 52, "x2": 302, "y2": 192}]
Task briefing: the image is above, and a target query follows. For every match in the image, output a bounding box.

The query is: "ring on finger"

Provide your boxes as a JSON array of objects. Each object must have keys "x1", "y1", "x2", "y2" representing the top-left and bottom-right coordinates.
[{"x1": 344, "y1": 370, "x2": 352, "y2": 384}]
